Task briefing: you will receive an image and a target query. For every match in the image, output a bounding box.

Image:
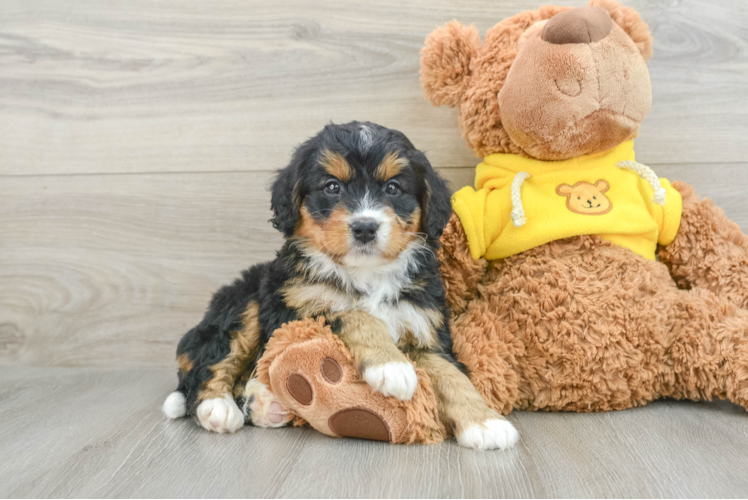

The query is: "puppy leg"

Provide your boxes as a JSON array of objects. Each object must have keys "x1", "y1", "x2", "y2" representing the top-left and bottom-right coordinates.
[
  {"x1": 171, "y1": 302, "x2": 262, "y2": 433},
  {"x1": 414, "y1": 352, "x2": 519, "y2": 450},
  {"x1": 332, "y1": 311, "x2": 418, "y2": 401}
]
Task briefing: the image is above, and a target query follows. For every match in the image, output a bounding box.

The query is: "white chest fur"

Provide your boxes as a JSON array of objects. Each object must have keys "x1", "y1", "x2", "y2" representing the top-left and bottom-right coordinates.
[{"x1": 297, "y1": 244, "x2": 441, "y2": 347}]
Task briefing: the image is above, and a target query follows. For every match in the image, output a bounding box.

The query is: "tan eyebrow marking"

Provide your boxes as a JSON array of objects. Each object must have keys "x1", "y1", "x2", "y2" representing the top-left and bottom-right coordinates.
[
  {"x1": 375, "y1": 151, "x2": 408, "y2": 181},
  {"x1": 319, "y1": 149, "x2": 353, "y2": 182}
]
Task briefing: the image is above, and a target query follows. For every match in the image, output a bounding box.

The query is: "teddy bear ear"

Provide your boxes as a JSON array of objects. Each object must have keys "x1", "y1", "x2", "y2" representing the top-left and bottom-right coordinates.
[
  {"x1": 588, "y1": 0, "x2": 653, "y2": 60},
  {"x1": 420, "y1": 21, "x2": 481, "y2": 107}
]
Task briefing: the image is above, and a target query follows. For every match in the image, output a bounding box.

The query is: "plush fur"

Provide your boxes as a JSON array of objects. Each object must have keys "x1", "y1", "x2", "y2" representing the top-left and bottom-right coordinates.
[
  {"x1": 420, "y1": 0, "x2": 653, "y2": 159},
  {"x1": 240, "y1": 0, "x2": 748, "y2": 448},
  {"x1": 424, "y1": 0, "x2": 748, "y2": 422}
]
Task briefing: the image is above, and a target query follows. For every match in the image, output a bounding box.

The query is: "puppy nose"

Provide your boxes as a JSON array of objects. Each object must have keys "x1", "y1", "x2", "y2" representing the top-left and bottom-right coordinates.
[
  {"x1": 541, "y1": 6, "x2": 612, "y2": 45},
  {"x1": 350, "y1": 219, "x2": 379, "y2": 244}
]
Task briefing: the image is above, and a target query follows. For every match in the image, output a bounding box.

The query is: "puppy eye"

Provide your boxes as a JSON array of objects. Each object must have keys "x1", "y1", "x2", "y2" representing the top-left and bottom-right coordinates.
[
  {"x1": 324, "y1": 180, "x2": 340, "y2": 195},
  {"x1": 324, "y1": 180, "x2": 341, "y2": 195},
  {"x1": 385, "y1": 181, "x2": 401, "y2": 195}
]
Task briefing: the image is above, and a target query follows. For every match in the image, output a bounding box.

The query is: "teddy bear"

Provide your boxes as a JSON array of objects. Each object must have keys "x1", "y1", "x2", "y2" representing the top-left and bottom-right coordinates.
[{"x1": 248, "y1": 0, "x2": 748, "y2": 447}]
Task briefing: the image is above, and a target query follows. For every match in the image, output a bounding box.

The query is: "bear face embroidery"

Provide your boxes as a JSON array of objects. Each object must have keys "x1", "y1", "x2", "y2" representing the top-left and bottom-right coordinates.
[{"x1": 556, "y1": 180, "x2": 612, "y2": 215}]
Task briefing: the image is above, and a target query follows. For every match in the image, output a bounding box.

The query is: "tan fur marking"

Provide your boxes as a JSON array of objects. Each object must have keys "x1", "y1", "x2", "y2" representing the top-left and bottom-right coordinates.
[
  {"x1": 177, "y1": 353, "x2": 193, "y2": 374},
  {"x1": 382, "y1": 206, "x2": 422, "y2": 261},
  {"x1": 413, "y1": 352, "x2": 502, "y2": 435},
  {"x1": 320, "y1": 150, "x2": 353, "y2": 182},
  {"x1": 296, "y1": 205, "x2": 351, "y2": 261},
  {"x1": 198, "y1": 302, "x2": 262, "y2": 402},
  {"x1": 375, "y1": 151, "x2": 408, "y2": 181},
  {"x1": 282, "y1": 280, "x2": 350, "y2": 317},
  {"x1": 331, "y1": 310, "x2": 408, "y2": 372}
]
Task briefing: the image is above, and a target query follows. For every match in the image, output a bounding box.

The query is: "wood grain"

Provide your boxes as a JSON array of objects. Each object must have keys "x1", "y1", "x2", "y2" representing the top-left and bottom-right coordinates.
[
  {"x1": 1, "y1": 366, "x2": 747, "y2": 498},
  {"x1": 0, "y1": 0, "x2": 746, "y2": 176},
  {"x1": 1, "y1": 0, "x2": 747, "y2": 496},
  {"x1": 1, "y1": 164, "x2": 747, "y2": 369}
]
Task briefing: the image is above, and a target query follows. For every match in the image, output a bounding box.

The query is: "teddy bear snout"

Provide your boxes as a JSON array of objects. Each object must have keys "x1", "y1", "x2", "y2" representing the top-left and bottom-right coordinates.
[{"x1": 541, "y1": 6, "x2": 612, "y2": 45}]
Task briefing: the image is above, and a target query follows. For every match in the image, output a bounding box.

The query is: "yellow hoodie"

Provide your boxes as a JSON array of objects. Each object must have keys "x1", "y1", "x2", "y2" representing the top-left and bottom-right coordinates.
[{"x1": 451, "y1": 141, "x2": 682, "y2": 261}]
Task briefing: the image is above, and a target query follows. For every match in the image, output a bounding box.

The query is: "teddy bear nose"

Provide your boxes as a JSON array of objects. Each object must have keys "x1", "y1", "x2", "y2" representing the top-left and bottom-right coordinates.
[{"x1": 541, "y1": 6, "x2": 613, "y2": 45}]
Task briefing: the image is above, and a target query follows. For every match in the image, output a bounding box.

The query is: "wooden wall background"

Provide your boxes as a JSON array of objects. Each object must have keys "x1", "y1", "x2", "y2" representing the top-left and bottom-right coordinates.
[{"x1": 1, "y1": 0, "x2": 747, "y2": 370}]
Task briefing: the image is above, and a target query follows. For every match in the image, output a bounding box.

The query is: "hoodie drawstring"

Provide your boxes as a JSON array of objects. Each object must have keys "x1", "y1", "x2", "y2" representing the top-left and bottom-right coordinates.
[
  {"x1": 510, "y1": 172, "x2": 531, "y2": 227},
  {"x1": 616, "y1": 160, "x2": 667, "y2": 206}
]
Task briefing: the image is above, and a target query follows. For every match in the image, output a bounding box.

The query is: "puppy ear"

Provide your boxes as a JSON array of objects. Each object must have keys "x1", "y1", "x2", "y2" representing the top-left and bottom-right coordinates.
[
  {"x1": 420, "y1": 21, "x2": 481, "y2": 107},
  {"x1": 416, "y1": 153, "x2": 453, "y2": 244},
  {"x1": 589, "y1": 0, "x2": 653, "y2": 60},
  {"x1": 270, "y1": 154, "x2": 303, "y2": 237}
]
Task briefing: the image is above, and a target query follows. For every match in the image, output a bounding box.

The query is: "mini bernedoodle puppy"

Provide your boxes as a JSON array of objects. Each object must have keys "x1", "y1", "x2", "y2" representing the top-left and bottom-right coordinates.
[{"x1": 163, "y1": 122, "x2": 519, "y2": 450}]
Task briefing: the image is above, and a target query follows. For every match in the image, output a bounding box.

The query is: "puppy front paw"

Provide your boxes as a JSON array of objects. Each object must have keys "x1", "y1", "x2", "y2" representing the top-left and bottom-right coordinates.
[
  {"x1": 362, "y1": 362, "x2": 418, "y2": 401},
  {"x1": 243, "y1": 378, "x2": 290, "y2": 428},
  {"x1": 456, "y1": 418, "x2": 519, "y2": 451},
  {"x1": 196, "y1": 395, "x2": 244, "y2": 434}
]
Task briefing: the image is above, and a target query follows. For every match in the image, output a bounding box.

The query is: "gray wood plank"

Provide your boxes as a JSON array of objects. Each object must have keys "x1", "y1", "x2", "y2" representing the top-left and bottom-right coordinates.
[
  {"x1": 0, "y1": 366, "x2": 746, "y2": 498},
  {"x1": 2, "y1": 164, "x2": 747, "y2": 368},
  {"x1": 0, "y1": 0, "x2": 746, "y2": 176}
]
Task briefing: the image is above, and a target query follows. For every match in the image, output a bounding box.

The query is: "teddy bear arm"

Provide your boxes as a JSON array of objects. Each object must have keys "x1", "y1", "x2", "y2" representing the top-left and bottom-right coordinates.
[
  {"x1": 659, "y1": 181, "x2": 748, "y2": 309},
  {"x1": 438, "y1": 212, "x2": 488, "y2": 316}
]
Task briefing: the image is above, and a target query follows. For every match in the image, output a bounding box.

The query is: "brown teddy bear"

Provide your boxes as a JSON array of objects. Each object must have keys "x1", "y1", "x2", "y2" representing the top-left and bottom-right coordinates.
[{"x1": 251, "y1": 0, "x2": 748, "y2": 447}]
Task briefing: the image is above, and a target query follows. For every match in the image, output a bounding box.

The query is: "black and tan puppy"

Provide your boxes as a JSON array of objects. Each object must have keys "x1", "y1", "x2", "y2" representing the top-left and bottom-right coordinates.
[{"x1": 163, "y1": 122, "x2": 518, "y2": 450}]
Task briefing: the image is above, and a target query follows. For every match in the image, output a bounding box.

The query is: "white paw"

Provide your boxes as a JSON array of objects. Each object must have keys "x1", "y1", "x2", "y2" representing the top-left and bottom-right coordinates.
[
  {"x1": 457, "y1": 419, "x2": 520, "y2": 451},
  {"x1": 362, "y1": 362, "x2": 418, "y2": 401},
  {"x1": 196, "y1": 395, "x2": 244, "y2": 434},
  {"x1": 244, "y1": 378, "x2": 290, "y2": 428},
  {"x1": 162, "y1": 391, "x2": 187, "y2": 419}
]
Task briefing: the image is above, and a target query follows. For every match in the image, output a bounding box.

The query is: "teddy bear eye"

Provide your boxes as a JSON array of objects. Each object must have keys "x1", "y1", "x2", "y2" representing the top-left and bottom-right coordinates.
[
  {"x1": 577, "y1": 196, "x2": 581, "y2": 200},
  {"x1": 593, "y1": 196, "x2": 597, "y2": 200}
]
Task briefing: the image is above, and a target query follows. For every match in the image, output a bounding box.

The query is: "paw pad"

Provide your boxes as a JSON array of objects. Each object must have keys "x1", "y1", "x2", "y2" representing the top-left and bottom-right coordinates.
[
  {"x1": 321, "y1": 357, "x2": 342, "y2": 384},
  {"x1": 286, "y1": 374, "x2": 313, "y2": 405},
  {"x1": 328, "y1": 408, "x2": 391, "y2": 442}
]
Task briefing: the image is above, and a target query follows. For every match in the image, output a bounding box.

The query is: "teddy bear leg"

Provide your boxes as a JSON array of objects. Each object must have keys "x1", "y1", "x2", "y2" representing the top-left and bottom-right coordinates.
[
  {"x1": 438, "y1": 213, "x2": 488, "y2": 316},
  {"x1": 254, "y1": 318, "x2": 446, "y2": 444},
  {"x1": 661, "y1": 288, "x2": 748, "y2": 409},
  {"x1": 659, "y1": 181, "x2": 748, "y2": 309}
]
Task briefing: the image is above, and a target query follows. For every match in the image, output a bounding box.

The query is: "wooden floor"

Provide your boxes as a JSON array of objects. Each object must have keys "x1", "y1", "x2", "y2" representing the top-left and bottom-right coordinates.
[
  {"x1": 1, "y1": 0, "x2": 748, "y2": 497},
  {"x1": 1, "y1": 366, "x2": 747, "y2": 498}
]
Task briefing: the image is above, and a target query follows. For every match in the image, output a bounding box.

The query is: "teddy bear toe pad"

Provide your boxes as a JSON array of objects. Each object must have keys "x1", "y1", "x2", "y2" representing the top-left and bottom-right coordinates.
[
  {"x1": 328, "y1": 407, "x2": 392, "y2": 442},
  {"x1": 268, "y1": 338, "x2": 410, "y2": 443}
]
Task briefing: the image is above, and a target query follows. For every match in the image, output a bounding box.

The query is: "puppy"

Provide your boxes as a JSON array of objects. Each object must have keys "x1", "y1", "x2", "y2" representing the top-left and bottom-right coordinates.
[{"x1": 163, "y1": 122, "x2": 519, "y2": 450}]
